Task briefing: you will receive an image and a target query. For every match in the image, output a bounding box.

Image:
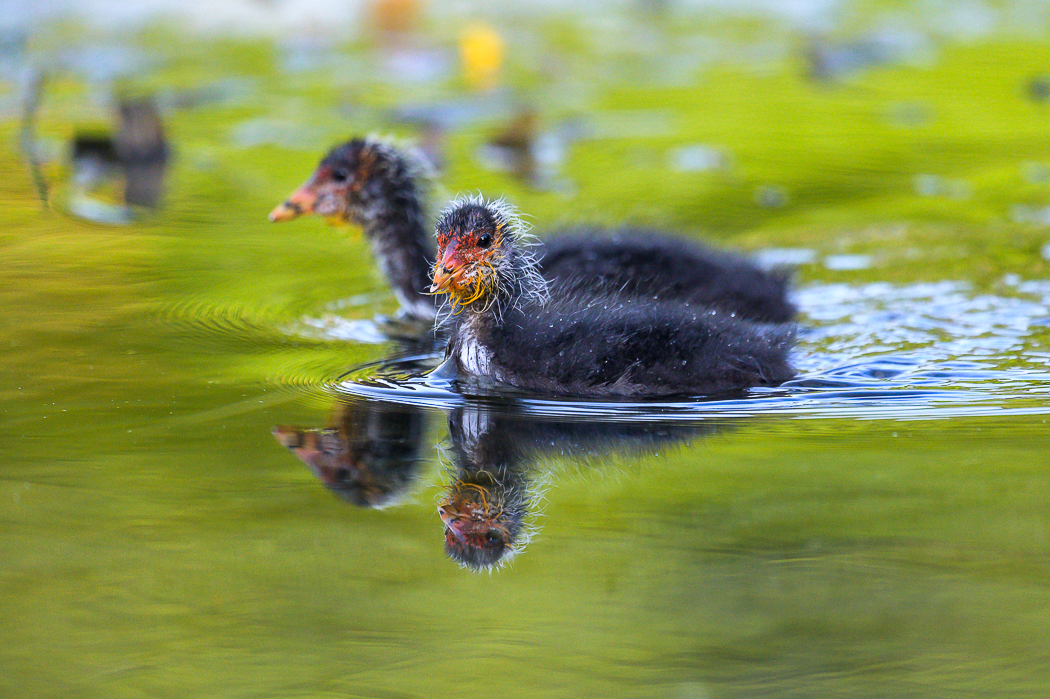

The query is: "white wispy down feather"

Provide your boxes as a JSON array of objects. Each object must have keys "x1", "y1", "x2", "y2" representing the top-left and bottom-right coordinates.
[{"x1": 434, "y1": 193, "x2": 550, "y2": 325}]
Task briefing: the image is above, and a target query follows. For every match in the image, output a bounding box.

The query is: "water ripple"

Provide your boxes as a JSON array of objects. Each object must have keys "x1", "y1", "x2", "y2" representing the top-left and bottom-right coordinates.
[
  {"x1": 155, "y1": 295, "x2": 277, "y2": 341},
  {"x1": 321, "y1": 281, "x2": 1050, "y2": 421}
]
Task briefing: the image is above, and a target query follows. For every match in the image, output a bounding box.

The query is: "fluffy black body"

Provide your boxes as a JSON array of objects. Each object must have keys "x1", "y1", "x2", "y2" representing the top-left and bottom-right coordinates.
[
  {"x1": 540, "y1": 229, "x2": 795, "y2": 323},
  {"x1": 449, "y1": 291, "x2": 795, "y2": 397},
  {"x1": 438, "y1": 199, "x2": 796, "y2": 398},
  {"x1": 279, "y1": 138, "x2": 796, "y2": 323}
]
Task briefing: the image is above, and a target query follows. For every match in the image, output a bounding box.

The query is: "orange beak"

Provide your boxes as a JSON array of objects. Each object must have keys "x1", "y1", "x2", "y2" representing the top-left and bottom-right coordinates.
[
  {"x1": 437, "y1": 503, "x2": 463, "y2": 539},
  {"x1": 430, "y1": 242, "x2": 464, "y2": 293},
  {"x1": 268, "y1": 181, "x2": 318, "y2": 222}
]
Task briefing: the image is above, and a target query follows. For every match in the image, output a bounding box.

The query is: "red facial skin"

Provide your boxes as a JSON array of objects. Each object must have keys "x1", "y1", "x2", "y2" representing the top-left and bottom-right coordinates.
[
  {"x1": 268, "y1": 165, "x2": 352, "y2": 221},
  {"x1": 429, "y1": 226, "x2": 501, "y2": 306},
  {"x1": 269, "y1": 145, "x2": 379, "y2": 223},
  {"x1": 437, "y1": 486, "x2": 512, "y2": 554}
]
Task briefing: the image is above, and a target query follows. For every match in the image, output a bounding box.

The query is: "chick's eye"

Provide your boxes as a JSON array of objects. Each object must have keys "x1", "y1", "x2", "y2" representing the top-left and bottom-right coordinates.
[
  {"x1": 476, "y1": 233, "x2": 493, "y2": 249},
  {"x1": 331, "y1": 168, "x2": 350, "y2": 183}
]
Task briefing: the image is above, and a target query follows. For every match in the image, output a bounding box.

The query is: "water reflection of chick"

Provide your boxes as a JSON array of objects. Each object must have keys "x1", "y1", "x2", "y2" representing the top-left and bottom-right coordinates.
[
  {"x1": 438, "y1": 404, "x2": 725, "y2": 572},
  {"x1": 271, "y1": 390, "x2": 729, "y2": 571},
  {"x1": 439, "y1": 407, "x2": 532, "y2": 571},
  {"x1": 273, "y1": 398, "x2": 428, "y2": 508}
]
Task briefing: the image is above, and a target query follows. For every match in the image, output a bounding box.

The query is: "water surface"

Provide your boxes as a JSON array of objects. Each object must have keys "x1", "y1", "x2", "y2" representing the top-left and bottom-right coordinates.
[{"x1": 3, "y1": 4, "x2": 1050, "y2": 697}]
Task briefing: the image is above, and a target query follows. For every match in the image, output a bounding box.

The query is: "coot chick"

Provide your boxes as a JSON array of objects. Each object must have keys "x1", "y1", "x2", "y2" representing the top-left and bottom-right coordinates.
[
  {"x1": 269, "y1": 137, "x2": 796, "y2": 323},
  {"x1": 270, "y1": 138, "x2": 435, "y2": 319},
  {"x1": 430, "y1": 196, "x2": 796, "y2": 397}
]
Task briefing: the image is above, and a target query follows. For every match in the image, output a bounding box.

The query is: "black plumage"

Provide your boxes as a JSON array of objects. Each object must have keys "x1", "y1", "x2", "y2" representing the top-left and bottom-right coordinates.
[
  {"x1": 270, "y1": 137, "x2": 796, "y2": 323},
  {"x1": 540, "y1": 230, "x2": 795, "y2": 323},
  {"x1": 432, "y1": 197, "x2": 796, "y2": 398}
]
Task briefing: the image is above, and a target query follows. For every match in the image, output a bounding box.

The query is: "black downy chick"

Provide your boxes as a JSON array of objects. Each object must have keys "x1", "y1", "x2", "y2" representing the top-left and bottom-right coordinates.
[{"x1": 430, "y1": 196, "x2": 796, "y2": 397}]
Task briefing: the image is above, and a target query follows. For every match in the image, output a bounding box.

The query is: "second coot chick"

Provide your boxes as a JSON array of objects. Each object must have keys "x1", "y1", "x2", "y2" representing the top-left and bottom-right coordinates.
[{"x1": 430, "y1": 196, "x2": 796, "y2": 397}]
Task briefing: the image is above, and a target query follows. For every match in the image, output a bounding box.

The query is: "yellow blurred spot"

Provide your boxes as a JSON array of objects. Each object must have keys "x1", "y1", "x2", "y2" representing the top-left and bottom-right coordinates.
[{"x1": 460, "y1": 22, "x2": 504, "y2": 90}]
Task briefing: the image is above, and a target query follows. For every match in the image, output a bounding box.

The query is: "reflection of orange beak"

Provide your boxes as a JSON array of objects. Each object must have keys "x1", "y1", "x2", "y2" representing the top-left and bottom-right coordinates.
[
  {"x1": 268, "y1": 182, "x2": 318, "y2": 222},
  {"x1": 430, "y1": 243, "x2": 464, "y2": 293},
  {"x1": 272, "y1": 425, "x2": 325, "y2": 468},
  {"x1": 438, "y1": 504, "x2": 467, "y2": 541},
  {"x1": 273, "y1": 426, "x2": 350, "y2": 488},
  {"x1": 271, "y1": 425, "x2": 304, "y2": 448}
]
